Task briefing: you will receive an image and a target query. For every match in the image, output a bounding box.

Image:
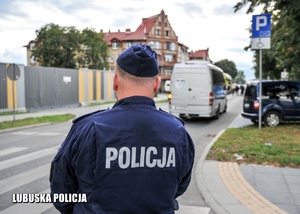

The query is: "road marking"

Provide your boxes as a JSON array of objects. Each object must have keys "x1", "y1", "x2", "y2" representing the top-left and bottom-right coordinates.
[
  {"x1": 37, "y1": 132, "x2": 62, "y2": 136},
  {"x1": 0, "y1": 146, "x2": 58, "y2": 171},
  {"x1": 0, "y1": 147, "x2": 27, "y2": 157},
  {"x1": 0, "y1": 163, "x2": 51, "y2": 194},
  {"x1": 13, "y1": 131, "x2": 63, "y2": 136},
  {"x1": 12, "y1": 131, "x2": 38, "y2": 135},
  {"x1": 175, "y1": 205, "x2": 211, "y2": 214},
  {"x1": 0, "y1": 189, "x2": 53, "y2": 214}
]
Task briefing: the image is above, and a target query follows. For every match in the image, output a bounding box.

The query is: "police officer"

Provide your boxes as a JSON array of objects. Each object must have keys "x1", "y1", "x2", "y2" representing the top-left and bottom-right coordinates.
[{"x1": 50, "y1": 43, "x2": 195, "y2": 213}]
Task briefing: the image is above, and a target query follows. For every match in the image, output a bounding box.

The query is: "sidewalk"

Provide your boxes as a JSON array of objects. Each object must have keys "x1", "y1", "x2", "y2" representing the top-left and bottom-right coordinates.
[
  {"x1": 0, "y1": 94, "x2": 168, "y2": 123},
  {"x1": 1, "y1": 95, "x2": 299, "y2": 214},
  {"x1": 197, "y1": 115, "x2": 300, "y2": 214}
]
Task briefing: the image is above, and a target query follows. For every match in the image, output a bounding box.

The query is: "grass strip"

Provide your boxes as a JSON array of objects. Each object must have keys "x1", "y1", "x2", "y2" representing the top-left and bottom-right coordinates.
[
  {"x1": 206, "y1": 125, "x2": 300, "y2": 168},
  {"x1": 0, "y1": 114, "x2": 76, "y2": 130}
]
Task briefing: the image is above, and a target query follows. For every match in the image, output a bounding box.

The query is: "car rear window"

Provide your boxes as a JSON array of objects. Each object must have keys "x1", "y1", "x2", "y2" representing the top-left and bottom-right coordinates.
[{"x1": 244, "y1": 84, "x2": 256, "y2": 98}]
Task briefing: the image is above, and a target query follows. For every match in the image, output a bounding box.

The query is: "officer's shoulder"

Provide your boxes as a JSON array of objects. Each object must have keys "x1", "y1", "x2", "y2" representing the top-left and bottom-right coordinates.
[
  {"x1": 72, "y1": 108, "x2": 108, "y2": 123},
  {"x1": 158, "y1": 108, "x2": 185, "y2": 125}
]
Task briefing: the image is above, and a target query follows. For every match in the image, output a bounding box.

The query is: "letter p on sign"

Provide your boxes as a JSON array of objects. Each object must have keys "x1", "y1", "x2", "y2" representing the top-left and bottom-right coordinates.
[{"x1": 256, "y1": 16, "x2": 267, "y2": 31}]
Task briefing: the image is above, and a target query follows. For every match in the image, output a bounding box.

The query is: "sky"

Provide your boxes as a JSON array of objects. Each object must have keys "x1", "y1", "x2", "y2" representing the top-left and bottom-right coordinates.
[{"x1": 0, "y1": 0, "x2": 260, "y2": 80}]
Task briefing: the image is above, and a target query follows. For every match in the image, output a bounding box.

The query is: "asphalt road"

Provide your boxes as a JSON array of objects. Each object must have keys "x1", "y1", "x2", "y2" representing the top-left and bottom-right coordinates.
[
  {"x1": 176, "y1": 95, "x2": 244, "y2": 213},
  {"x1": 0, "y1": 95, "x2": 244, "y2": 214}
]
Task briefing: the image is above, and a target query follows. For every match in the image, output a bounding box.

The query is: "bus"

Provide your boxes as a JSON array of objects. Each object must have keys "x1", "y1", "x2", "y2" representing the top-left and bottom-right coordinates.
[{"x1": 224, "y1": 73, "x2": 233, "y2": 94}]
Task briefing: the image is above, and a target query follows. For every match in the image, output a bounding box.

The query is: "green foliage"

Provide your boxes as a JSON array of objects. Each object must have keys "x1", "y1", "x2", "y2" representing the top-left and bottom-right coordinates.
[
  {"x1": 214, "y1": 59, "x2": 238, "y2": 79},
  {"x1": 32, "y1": 24, "x2": 108, "y2": 70},
  {"x1": 234, "y1": 0, "x2": 300, "y2": 80},
  {"x1": 206, "y1": 125, "x2": 300, "y2": 168},
  {"x1": 78, "y1": 28, "x2": 109, "y2": 69},
  {"x1": 234, "y1": 70, "x2": 246, "y2": 84},
  {"x1": 32, "y1": 24, "x2": 80, "y2": 68},
  {"x1": 0, "y1": 114, "x2": 76, "y2": 130}
]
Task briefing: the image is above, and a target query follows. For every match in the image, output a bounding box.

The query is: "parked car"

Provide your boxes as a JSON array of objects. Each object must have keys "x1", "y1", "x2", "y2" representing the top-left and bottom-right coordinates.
[{"x1": 241, "y1": 80, "x2": 300, "y2": 127}]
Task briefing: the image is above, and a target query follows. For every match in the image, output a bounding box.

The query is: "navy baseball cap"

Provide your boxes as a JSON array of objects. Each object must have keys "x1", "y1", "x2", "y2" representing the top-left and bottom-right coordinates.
[{"x1": 116, "y1": 43, "x2": 159, "y2": 77}]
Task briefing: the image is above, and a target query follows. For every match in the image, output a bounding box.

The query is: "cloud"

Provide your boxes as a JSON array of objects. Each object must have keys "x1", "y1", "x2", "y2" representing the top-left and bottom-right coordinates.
[
  {"x1": 175, "y1": 2, "x2": 204, "y2": 18},
  {"x1": 0, "y1": 0, "x2": 257, "y2": 79},
  {"x1": 212, "y1": 4, "x2": 237, "y2": 16}
]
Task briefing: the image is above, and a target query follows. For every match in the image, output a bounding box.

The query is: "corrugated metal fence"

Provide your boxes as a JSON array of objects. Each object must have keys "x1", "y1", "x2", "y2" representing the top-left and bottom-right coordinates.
[{"x1": 0, "y1": 63, "x2": 115, "y2": 112}]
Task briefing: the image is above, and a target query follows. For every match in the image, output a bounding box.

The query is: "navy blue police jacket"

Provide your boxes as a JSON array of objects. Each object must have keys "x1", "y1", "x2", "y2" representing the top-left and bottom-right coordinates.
[{"x1": 50, "y1": 96, "x2": 195, "y2": 214}]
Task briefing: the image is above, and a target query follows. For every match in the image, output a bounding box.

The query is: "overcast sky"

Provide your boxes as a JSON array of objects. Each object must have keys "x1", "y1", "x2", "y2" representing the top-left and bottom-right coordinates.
[{"x1": 0, "y1": 0, "x2": 259, "y2": 80}]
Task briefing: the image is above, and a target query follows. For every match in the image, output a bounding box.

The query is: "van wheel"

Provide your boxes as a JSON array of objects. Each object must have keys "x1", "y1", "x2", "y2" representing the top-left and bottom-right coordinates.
[
  {"x1": 264, "y1": 111, "x2": 281, "y2": 127},
  {"x1": 214, "y1": 107, "x2": 220, "y2": 119},
  {"x1": 223, "y1": 104, "x2": 227, "y2": 113},
  {"x1": 179, "y1": 114, "x2": 186, "y2": 120}
]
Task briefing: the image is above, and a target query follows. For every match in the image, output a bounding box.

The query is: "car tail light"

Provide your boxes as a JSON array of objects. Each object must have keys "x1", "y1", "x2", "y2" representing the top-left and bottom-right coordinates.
[
  {"x1": 254, "y1": 100, "x2": 259, "y2": 109},
  {"x1": 209, "y1": 92, "x2": 213, "y2": 106},
  {"x1": 168, "y1": 92, "x2": 172, "y2": 104}
]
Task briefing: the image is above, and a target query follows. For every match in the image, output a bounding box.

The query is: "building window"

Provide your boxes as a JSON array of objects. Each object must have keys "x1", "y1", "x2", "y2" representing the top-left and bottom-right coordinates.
[
  {"x1": 171, "y1": 42, "x2": 176, "y2": 51},
  {"x1": 165, "y1": 30, "x2": 169, "y2": 36},
  {"x1": 112, "y1": 42, "x2": 118, "y2": 49},
  {"x1": 30, "y1": 56, "x2": 35, "y2": 63},
  {"x1": 156, "y1": 29, "x2": 161, "y2": 36},
  {"x1": 109, "y1": 55, "x2": 114, "y2": 62},
  {"x1": 126, "y1": 42, "x2": 132, "y2": 48},
  {"x1": 30, "y1": 43, "x2": 35, "y2": 51},
  {"x1": 166, "y1": 42, "x2": 171, "y2": 50},
  {"x1": 149, "y1": 41, "x2": 155, "y2": 48},
  {"x1": 155, "y1": 41, "x2": 160, "y2": 49},
  {"x1": 165, "y1": 54, "x2": 173, "y2": 62}
]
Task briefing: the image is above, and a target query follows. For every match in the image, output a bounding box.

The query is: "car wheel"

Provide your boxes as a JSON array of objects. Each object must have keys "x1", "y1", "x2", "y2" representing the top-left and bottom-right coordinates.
[{"x1": 264, "y1": 111, "x2": 281, "y2": 127}]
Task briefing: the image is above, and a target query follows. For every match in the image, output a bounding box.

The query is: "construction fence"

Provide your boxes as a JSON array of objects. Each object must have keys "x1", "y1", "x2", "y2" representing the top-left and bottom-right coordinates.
[{"x1": 0, "y1": 62, "x2": 115, "y2": 112}]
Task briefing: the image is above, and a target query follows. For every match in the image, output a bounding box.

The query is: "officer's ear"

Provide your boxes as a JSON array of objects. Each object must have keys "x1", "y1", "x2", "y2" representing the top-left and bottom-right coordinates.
[
  {"x1": 154, "y1": 76, "x2": 161, "y2": 93},
  {"x1": 113, "y1": 74, "x2": 118, "y2": 91}
]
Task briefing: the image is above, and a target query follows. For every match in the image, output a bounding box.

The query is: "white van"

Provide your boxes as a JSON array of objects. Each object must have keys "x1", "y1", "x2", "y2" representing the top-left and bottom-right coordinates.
[{"x1": 168, "y1": 61, "x2": 227, "y2": 119}]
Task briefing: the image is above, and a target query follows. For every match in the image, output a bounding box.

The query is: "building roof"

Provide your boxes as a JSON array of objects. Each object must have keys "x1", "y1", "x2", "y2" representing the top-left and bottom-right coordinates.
[
  {"x1": 102, "y1": 13, "x2": 159, "y2": 44},
  {"x1": 189, "y1": 49, "x2": 209, "y2": 58}
]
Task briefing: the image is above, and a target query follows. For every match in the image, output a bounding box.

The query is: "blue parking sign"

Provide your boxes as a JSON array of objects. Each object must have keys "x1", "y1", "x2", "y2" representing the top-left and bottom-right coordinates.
[{"x1": 252, "y1": 14, "x2": 271, "y2": 38}]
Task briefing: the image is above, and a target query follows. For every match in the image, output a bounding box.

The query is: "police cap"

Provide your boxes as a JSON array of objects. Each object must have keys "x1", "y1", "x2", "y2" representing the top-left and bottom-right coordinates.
[{"x1": 116, "y1": 43, "x2": 159, "y2": 77}]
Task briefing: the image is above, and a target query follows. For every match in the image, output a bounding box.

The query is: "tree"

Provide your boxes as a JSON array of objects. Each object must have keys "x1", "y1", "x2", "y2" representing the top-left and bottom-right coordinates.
[
  {"x1": 214, "y1": 59, "x2": 238, "y2": 79},
  {"x1": 78, "y1": 28, "x2": 108, "y2": 70},
  {"x1": 32, "y1": 24, "x2": 108, "y2": 70},
  {"x1": 234, "y1": 0, "x2": 300, "y2": 80},
  {"x1": 234, "y1": 70, "x2": 246, "y2": 84},
  {"x1": 32, "y1": 23, "x2": 80, "y2": 68}
]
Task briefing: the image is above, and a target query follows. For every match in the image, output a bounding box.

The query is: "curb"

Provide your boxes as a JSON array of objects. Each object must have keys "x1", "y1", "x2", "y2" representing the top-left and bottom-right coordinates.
[
  {"x1": 195, "y1": 129, "x2": 288, "y2": 214},
  {"x1": 195, "y1": 129, "x2": 228, "y2": 214}
]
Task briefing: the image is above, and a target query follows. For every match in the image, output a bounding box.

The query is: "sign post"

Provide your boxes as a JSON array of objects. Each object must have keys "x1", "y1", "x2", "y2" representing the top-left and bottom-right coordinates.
[
  {"x1": 251, "y1": 14, "x2": 271, "y2": 129},
  {"x1": 7, "y1": 64, "x2": 21, "y2": 121}
]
